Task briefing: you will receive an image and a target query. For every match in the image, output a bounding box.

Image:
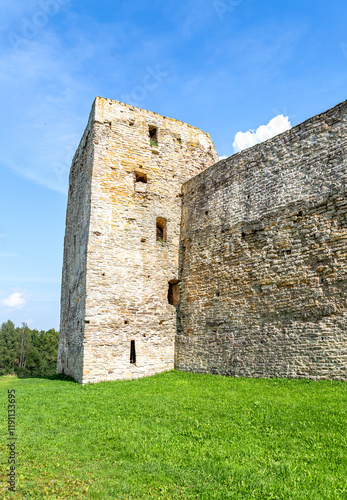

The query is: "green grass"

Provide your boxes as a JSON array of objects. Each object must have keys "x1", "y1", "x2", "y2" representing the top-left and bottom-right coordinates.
[{"x1": 0, "y1": 371, "x2": 346, "y2": 499}]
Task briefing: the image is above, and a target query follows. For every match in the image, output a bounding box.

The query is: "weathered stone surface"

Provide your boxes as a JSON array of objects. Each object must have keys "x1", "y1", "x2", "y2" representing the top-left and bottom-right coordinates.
[
  {"x1": 57, "y1": 97, "x2": 218, "y2": 383},
  {"x1": 56, "y1": 108, "x2": 95, "y2": 383},
  {"x1": 176, "y1": 100, "x2": 347, "y2": 380}
]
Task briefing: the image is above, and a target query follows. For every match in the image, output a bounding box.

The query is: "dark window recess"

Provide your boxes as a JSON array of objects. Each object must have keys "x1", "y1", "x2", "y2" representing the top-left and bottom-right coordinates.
[
  {"x1": 135, "y1": 171, "x2": 147, "y2": 183},
  {"x1": 156, "y1": 217, "x2": 167, "y2": 242},
  {"x1": 149, "y1": 126, "x2": 158, "y2": 146},
  {"x1": 130, "y1": 340, "x2": 136, "y2": 364},
  {"x1": 168, "y1": 281, "x2": 180, "y2": 306}
]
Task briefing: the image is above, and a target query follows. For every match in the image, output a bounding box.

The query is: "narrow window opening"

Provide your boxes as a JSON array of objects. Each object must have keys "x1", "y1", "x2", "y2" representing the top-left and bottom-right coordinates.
[
  {"x1": 149, "y1": 126, "x2": 158, "y2": 146},
  {"x1": 168, "y1": 281, "x2": 180, "y2": 306},
  {"x1": 157, "y1": 224, "x2": 163, "y2": 240},
  {"x1": 156, "y1": 217, "x2": 167, "y2": 242},
  {"x1": 135, "y1": 171, "x2": 147, "y2": 183},
  {"x1": 135, "y1": 171, "x2": 148, "y2": 193},
  {"x1": 130, "y1": 340, "x2": 136, "y2": 364},
  {"x1": 74, "y1": 235, "x2": 76, "y2": 247}
]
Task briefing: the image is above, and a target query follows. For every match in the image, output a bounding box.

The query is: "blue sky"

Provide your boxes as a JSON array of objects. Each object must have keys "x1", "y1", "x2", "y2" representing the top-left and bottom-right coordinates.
[{"x1": 0, "y1": 0, "x2": 346, "y2": 330}]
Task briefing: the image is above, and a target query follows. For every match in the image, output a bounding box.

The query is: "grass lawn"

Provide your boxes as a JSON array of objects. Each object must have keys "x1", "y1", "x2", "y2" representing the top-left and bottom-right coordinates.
[{"x1": 0, "y1": 370, "x2": 346, "y2": 499}]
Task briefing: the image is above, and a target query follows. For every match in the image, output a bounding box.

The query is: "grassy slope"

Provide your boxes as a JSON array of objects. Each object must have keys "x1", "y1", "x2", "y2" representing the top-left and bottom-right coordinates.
[{"x1": 0, "y1": 371, "x2": 346, "y2": 499}]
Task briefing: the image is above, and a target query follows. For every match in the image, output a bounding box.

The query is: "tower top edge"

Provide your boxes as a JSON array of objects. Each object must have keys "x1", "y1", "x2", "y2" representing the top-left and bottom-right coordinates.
[{"x1": 93, "y1": 96, "x2": 214, "y2": 139}]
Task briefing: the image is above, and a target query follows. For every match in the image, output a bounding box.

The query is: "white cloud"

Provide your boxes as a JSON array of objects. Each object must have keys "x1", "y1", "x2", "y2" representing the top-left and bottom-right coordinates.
[
  {"x1": 233, "y1": 115, "x2": 292, "y2": 153},
  {"x1": 218, "y1": 155, "x2": 227, "y2": 161},
  {"x1": 1, "y1": 292, "x2": 27, "y2": 309}
]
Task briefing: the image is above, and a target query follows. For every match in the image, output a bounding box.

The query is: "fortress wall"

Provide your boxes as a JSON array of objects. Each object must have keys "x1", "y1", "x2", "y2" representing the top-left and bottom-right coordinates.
[
  {"x1": 57, "y1": 105, "x2": 96, "y2": 382},
  {"x1": 176, "y1": 100, "x2": 347, "y2": 380},
  {"x1": 81, "y1": 98, "x2": 218, "y2": 383}
]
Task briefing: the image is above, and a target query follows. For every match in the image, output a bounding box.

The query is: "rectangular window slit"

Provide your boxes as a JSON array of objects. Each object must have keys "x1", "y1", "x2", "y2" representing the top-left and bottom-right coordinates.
[
  {"x1": 156, "y1": 217, "x2": 167, "y2": 242},
  {"x1": 135, "y1": 171, "x2": 147, "y2": 183},
  {"x1": 130, "y1": 340, "x2": 136, "y2": 364},
  {"x1": 168, "y1": 281, "x2": 180, "y2": 306},
  {"x1": 149, "y1": 125, "x2": 158, "y2": 146}
]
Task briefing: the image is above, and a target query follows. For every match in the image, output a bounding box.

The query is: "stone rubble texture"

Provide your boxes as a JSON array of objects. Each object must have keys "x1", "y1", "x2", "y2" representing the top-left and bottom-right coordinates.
[
  {"x1": 57, "y1": 97, "x2": 347, "y2": 383},
  {"x1": 177, "y1": 99, "x2": 347, "y2": 380}
]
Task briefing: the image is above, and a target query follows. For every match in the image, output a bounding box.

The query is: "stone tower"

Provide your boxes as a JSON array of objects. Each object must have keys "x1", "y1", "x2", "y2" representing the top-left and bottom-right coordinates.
[{"x1": 57, "y1": 97, "x2": 218, "y2": 383}]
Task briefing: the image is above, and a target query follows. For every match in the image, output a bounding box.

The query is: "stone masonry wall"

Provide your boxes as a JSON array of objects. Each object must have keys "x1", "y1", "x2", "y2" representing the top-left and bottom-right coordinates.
[
  {"x1": 57, "y1": 104, "x2": 96, "y2": 382},
  {"x1": 80, "y1": 97, "x2": 218, "y2": 383},
  {"x1": 176, "y1": 100, "x2": 347, "y2": 380}
]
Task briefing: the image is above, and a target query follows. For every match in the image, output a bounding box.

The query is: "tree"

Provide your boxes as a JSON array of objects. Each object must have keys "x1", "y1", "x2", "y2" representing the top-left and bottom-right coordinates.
[
  {"x1": 0, "y1": 320, "x2": 18, "y2": 375},
  {"x1": 0, "y1": 321, "x2": 60, "y2": 377},
  {"x1": 18, "y1": 323, "x2": 31, "y2": 371}
]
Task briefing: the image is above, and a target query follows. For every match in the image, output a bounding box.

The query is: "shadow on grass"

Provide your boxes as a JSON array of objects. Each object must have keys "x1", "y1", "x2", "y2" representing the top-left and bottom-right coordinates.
[{"x1": 11, "y1": 372, "x2": 78, "y2": 384}]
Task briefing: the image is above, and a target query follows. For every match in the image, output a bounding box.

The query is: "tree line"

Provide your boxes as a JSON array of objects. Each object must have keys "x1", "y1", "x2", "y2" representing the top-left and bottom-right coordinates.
[{"x1": 0, "y1": 320, "x2": 59, "y2": 377}]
